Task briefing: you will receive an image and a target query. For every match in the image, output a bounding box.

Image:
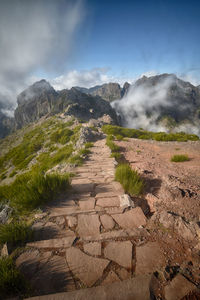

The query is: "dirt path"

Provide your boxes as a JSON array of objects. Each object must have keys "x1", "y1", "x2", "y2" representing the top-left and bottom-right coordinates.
[{"x1": 16, "y1": 138, "x2": 199, "y2": 300}]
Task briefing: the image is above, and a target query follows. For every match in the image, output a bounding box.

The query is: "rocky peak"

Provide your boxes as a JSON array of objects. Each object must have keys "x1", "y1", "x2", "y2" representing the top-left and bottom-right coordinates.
[{"x1": 17, "y1": 79, "x2": 56, "y2": 106}]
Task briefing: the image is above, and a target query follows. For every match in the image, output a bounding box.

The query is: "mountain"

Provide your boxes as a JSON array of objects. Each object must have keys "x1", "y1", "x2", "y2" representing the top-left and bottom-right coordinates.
[
  {"x1": 0, "y1": 112, "x2": 14, "y2": 139},
  {"x1": 14, "y1": 80, "x2": 118, "y2": 129},
  {"x1": 113, "y1": 74, "x2": 200, "y2": 134},
  {"x1": 75, "y1": 82, "x2": 130, "y2": 102}
]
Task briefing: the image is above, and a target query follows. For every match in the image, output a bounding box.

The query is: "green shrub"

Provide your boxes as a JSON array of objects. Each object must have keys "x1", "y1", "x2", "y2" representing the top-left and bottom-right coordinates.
[
  {"x1": 0, "y1": 172, "x2": 71, "y2": 212},
  {"x1": 115, "y1": 164, "x2": 144, "y2": 196},
  {"x1": 79, "y1": 148, "x2": 91, "y2": 156},
  {"x1": 68, "y1": 154, "x2": 83, "y2": 166},
  {"x1": 106, "y1": 135, "x2": 120, "y2": 152},
  {"x1": 0, "y1": 222, "x2": 33, "y2": 247},
  {"x1": 102, "y1": 125, "x2": 199, "y2": 142},
  {"x1": 50, "y1": 128, "x2": 73, "y2": 144},
  {"x1": 171, "y1": 154, "x2": 189, "y2": 162},
  {"x1": 115, "y1": 134, "x2": 124, "y2": 141},
  {"x1": 9, "y1": 170, "x2": 17, "y2": 178},
  {"x1": 0, "y1": 256, "x2": 28, "y2": 298}
]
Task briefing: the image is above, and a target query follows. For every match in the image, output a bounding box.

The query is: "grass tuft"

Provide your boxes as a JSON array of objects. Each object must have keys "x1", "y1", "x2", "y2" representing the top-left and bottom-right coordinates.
[
  {"x1": 171, "y1": 154, "x2": 189, "y2": 162},
  {"x1": 0, "y1": 256, "x2": 28, "y2": 297},
  {"x1": 115, "y1": 164, "x2": 144, "y2": 196},
  {"x1": 0, "y1": 222, "x2": 33, "y2": 247}
]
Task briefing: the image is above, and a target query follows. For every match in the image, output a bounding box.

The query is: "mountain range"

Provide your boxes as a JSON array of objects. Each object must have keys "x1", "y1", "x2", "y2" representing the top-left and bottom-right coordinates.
[{"x1": 0, "y1": 73, "x2": 200, "y2": 138}]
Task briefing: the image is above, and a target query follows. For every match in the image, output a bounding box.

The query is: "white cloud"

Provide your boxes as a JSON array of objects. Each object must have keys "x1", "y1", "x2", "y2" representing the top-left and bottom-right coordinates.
[{"x1": 0, "y1": 0, "x2": 84, "y2": 112}]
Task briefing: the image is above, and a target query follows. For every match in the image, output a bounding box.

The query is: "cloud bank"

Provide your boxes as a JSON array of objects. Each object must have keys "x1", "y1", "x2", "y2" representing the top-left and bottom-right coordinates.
[{"x1": 0, "y1": 0, "x2": 84, "y2": 115}]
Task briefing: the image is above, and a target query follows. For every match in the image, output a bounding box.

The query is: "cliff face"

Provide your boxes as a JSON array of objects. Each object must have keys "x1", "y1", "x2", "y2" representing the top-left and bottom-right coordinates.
[
  {"x1": 0, "y1": 112, "x2": 14, "y2": 138},
  {"x1": 14, "y1": 80, "x2": 119, "y2": 129}
]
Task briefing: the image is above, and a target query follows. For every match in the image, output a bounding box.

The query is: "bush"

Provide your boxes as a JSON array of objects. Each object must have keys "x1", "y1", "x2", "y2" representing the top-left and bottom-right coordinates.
[
  {"x1": 68, "y1": 154, "x2": 83, "y2": 166},
  {"x1": 0, "y1": 172, "x2": 71, "y2": 212},
  {"x1": 115, "y1": 134, "x2": 124, "y2": 141},
  {"x1": 115, "y1": 164, "x2": 144, "y2": 196},
  {"x1": 0, "y1": 222, "x2": 33, "y2": 247},
  {"x1": 0, "y1": 256, "x2": 28, "y2": 298},
  {"x1": 110, "y1": 152, "x2": 122, "y2": 160},
  {"x1": 106, "y1": 135, "x2": 120, "y2": 152},
  {"x1": 85, "y1": 142, "x2": 94, "y2": 149},
  {"x1": 171, "y1": 154, "x2": 189, "y2": 162}
]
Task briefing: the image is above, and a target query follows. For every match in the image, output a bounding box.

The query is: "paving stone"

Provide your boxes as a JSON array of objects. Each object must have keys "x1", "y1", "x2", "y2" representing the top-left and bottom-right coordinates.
[
  {"x1": 72, "y1": 178, "x2": 95, "y2": 193},
  {"x1": 78, "y1": 197, "x2": 95, "y2": 210},
  {"x1": 105, "y1": 207, "x2": 125, "y2": 214},
  {"x1": 96, "y1": 192, "x2": 119, "y2": 198},
  {"x1": 100, "y1": 214, "x2": 115, "y2": 230},
  {"x1": 49, "y1": 207, "x2": 78, "y2": 217},
  {"x1": 26, "y1": 274, "x2": 151, "y2": 300},
  {"x1": 67, "y1": 216, "x2": 77, "y2": 228},
  {"x1": 27, "y1": 236, "x2": 76, "y2": 249},
  {"x1": 77, "y1": 214, "x2": 100, "y2": 237},
  {"x1": 55, "y1": 216, "x2": 66, "y2": 226},
  {"x1": 164, "y1": 274, "x2": 197, "y2": 300},
  {"x1": 115, "y1": 268, "x2": 131, "y2": 280},
  {"x1": 16, "y1": 250, "x2": 40, "y2": 278},
  {"x1": 101, "y1": 271, "x2": 120, "y2": 285},
  {"x1": 66, "y1": 247, "x2": 109, "y2": 287},
  {"x1": 96, "y1": 197, "x2": 120, "y2": 208},
  {"x1": 31, "y1": 255, "x2": 75, "y2": 295},
  {"x1": 83, "y1": 242, "x2": 101, "y2": 256},
  {"x1": 135, "y1": 242, "x2": 165, "y2": 275},
  {"x1": 111, "y1": 181, "x2": 125, "y2": 194},
  {"x1": 104, "y1": 241, "x2": 133, "y2": 269},
  {"x1": 112, "y1": 207, "x2": 146, "y2": 229}
]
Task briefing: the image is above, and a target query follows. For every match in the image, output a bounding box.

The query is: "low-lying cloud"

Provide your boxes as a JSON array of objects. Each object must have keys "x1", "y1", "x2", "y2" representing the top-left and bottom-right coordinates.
[
  {"x1": 0, "y1": 0, "x2": 84, "y2": 115},
  {"x1": 112, "y1": 75, "x2": 200, "y2": 135}
]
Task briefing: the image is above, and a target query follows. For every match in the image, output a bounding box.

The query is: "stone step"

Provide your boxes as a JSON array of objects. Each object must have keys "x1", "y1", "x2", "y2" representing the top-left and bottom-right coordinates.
[
  {"x1": 25, "y1": 274, "x2": 152, "y2": 300},
  {"x1": 27, "y1": 236, "x2": 76, "y2": 249}
]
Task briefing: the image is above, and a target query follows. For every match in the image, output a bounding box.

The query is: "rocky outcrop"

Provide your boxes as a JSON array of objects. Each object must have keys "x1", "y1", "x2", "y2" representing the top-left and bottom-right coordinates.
[
  {"x1": 76, "y1": 82, "x2": 131, "y2": 102},
  {"x1": 14, "y1": 81, "x2": 119, "y2": 130},
  {"x1": 0, "y1": 112, "x2": 14, "y2": 138}
]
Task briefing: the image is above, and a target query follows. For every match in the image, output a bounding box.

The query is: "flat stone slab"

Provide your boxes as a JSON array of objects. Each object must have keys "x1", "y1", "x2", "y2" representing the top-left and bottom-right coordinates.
[
  {"x1": 77, "y1": 214, "x2": 100, "y2": 237},
  {"x1": 104, "y1": 241, "x2": 133, "y2": 269},
  {"x1": 115, "y1": 268, "x2": 131, "y2": 280},
  {"x1": 83, "y1": 242, "x2": 101, "y2": 256},
  {"x1": 112, "y1": 207, "x2": 146, "y2": 229},
  {"x1": 96, "y1": 196, "x2": 120, "y2": 208},
  {"x1": 72, "y1": 178, "x2": 95, "y2": 194},
  {"x1": 80, "y1": 230, "x2": 129, "y2": 242},
  {"x1": 66, "y1": 247, "x2": 109, "y2": 287},
  {"x1": 135, "y1": 242, "x2": 165, "y2": 275},
  {"x1": 100, "y1": 214, "x2": 115, "y2": 230},
  {"x1": 66, "y1": 216, "x2": 77, "y2": 228},
  {"x1": 96, "y1": 192, "x2": 119, "y2": 199},
  {"x1": 164, "y1": 274, "x2": 197, "y2": 300},
  {"x1": 27, "y1": 236, "x2": 76, "y2": 249},
  {"x1": 31, "y1": 255, "x2": 75, "y2": 295},
  {"x1": 26, "y1": 274, "x2": 151, "y2": 300},
  {"x1": 101, "y1": 271, "x2": 120, "y2": 285},
  {"x1": 78, "y1": 197, "x2": 95, "y2": 210}
]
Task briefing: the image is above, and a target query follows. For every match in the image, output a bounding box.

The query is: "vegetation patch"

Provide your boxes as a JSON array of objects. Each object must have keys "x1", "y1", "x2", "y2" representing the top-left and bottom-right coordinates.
[
  {"x1": 0, "y1": 256, "x2": 28, "y2": 298},
  {"x1": 0, "y1": 172, "x2": 71, "y2": 212},
  {"x1": 115, "y1": 164, "x2": 144, "y2": 196},
  {"x1": 0, "y1": 222, "x2": 33, "y2": 247},
  {"x1": 102, "y1": 125, "x2": 199, "y2": 142},
  {"x1": 171, "y1": 154, "x2": 189, "y2": 162}
]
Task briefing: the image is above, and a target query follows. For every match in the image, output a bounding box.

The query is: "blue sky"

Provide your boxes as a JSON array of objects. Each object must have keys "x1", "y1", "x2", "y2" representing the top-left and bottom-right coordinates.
[{"x1": 72, "y1": 0, "x2": 200, "y2": 80}]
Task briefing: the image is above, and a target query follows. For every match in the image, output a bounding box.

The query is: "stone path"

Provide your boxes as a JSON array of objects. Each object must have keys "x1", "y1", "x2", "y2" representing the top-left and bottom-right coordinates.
[{"x1": 16, "y1": 138, "x2": 197, "y2": 299}]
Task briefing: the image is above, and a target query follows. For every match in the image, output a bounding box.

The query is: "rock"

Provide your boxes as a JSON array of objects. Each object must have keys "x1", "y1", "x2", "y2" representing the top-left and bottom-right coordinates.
[
  {"x1": 66, "y1": 247, "x2": 109, "y2": 287},
  {"x1": 112, "y1": 207, "x2": 146, "y2": 229},
  {"x1": 67, "y1": 216, "x2": 77, "y2": 228},
  {"x1": 101, "y1": 271, "x2": 120, "y2": 285},
  {"x1": 34, "y1": 212, "x2": 47, "y2": 219},
  {"x1": 77, "y1": 214, "x2": 101, "y2": 237},
  {"x1": 83, "y1": 242, "x2": 101, "y2": 256},
  {"x1": 26, "y1": 274, "x2": 152, "y2": 300},
  {"x1": 79, "y1": 198, "x2": 96, "y2": 210},
  {"x1": 1, "y1": 243, "x2": 9, "y2": 256},
  {"x1": 119, "y1": 194, "x2": 134, "y2": 208},
  {"x1": 100, "y1": 214, "x2": 115, "y2": 230},
  {"x1": 55, "y1": 216, "x2": 66, "y2": 226},
  {"x1": 0, "y1": 205, "x2": 12, "y2": 224},
  {"x1": 27, "y1": 236, "x2": 76, "y2": 249},
  {"x1": 145, "y1": 193, "x2": 158, "y2": 212},
  {"x1": 16, "y1": 250, "x2": 40, "y2": 277},
  {"x1": 164, "y1": 274, "x2": 197, "y2": 300},
  {"x1": 104, "y1": 241, "x2": 133, "y2": 269},
  {"x1": 135, "y1": 242, "x2": 165, "y2": 274}
]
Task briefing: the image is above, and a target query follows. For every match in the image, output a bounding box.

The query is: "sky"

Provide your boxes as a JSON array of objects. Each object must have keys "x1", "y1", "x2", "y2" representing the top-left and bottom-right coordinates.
[{"x1": 0, "y1": 0, "x2": 200, "y2": 114}]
